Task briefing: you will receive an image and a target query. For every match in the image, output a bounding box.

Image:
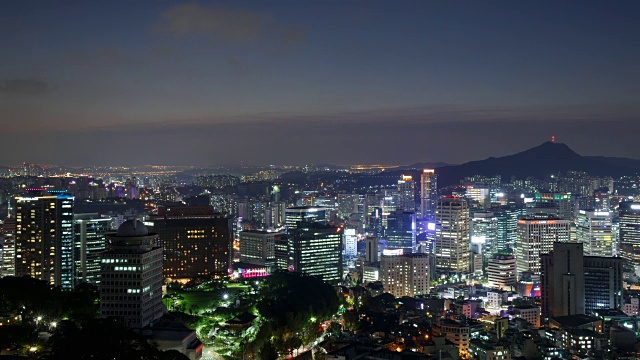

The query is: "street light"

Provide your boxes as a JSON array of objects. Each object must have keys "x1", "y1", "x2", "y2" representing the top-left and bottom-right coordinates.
[{"x1": 223, "y1": 293, "x2": 229, "y2": 300}]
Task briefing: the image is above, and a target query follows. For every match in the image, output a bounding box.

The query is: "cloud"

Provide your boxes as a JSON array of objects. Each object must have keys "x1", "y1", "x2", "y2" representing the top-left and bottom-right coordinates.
[
  {"x1": 156, "y1": 3, "x2": 306, "y2": 44},
  {"x1": 0, "y1": 78, "x2": 53, "y2": 95}
]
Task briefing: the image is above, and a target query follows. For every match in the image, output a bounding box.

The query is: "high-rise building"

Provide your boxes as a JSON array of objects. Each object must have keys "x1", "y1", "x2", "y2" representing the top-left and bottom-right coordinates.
[
  {"x1": 343, "y1": 228, "x2": 358, "y2": 258},
  {"x1": 420, "y1": 169, "x2": 437, "y2": 220},
  {"x1": 526, "y1": 193, "x2": 572, "y2": 219},
  {"x1": 434, "y1": 197, "x2": 470, "y2": 274},
  {"x1": 74, "y1": 213, "x2": 110, "y2": 286},
  {"x1": 541, "y1": 242, "x2": 623, "y2": 318},
  {"x1": 516, "y1": 218, "x2": 570, "y2": 275},
  {"x1": 493, "y1": 204, "x2": 525, "y2": 253},
  {"x1": 100, "y1": 220, "x2": 163, "y2": 329},
  {"x1": 575, "y1": 210, "x2": 614, "y2": 257},
  {"x1": 273, "y1": 234, "x2": 289, "y2": 270},
  {"x1": 471, "y1": 211, "x2": 499, "y2": 256},
  {"x1": 380, "y1": 253, "x2": 430, "y2": 298},
  {"x1": 239, "y1": 230, "x2": 283, "y2": 266},
  {"x1": 384, "y1": 210, "x2": 416, "y2": 254},
  {"x1": 151, "y1": 206, "x2": 232, "y2": 279},
  {"x1": 365, "y1": 236, "x2": 379, "y2": 263},
  {"x1": 486, "y1": 254, "x2": 516, "y2": 290},
  {"x1": 285, "y1": 206, "x2": 327, "y2": 232},
  {"x1": 619, "y1": 202, "x2": 640, "y2": 271},
  {"x1": 1, "y1": 218, "x2": 16, "y2": 277},
  {"x1": 397, "y1": 175, "x2": 417, "y2": 212},
  {"x1": 289, "y1": 222, "x2": 342, "y2": 284},
  {"x1": 15, "y1": 190, "x2": 75, "y2": 289}
]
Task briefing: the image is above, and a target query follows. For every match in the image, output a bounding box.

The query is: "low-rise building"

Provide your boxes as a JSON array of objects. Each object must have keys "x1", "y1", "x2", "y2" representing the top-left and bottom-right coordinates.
[{"x1": 468, "y1": 339, "x2": 512, "y2": 360}]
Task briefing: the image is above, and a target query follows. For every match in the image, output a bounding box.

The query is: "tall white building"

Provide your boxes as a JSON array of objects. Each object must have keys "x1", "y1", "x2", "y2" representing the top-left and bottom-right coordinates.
[
  {"x1": 434, "y1": 197, "x2": 470, "y2": 274},
  {"x1": 576, "y1": 210, "x2": 613, "y2": 257},
  {"x1": 486, "y1": 254, "x2": 516, "y2": 290},
  {"x1": 100, "y1": 220, "x2": 164, "y2": 329},
  {"x1": 1, "y1": 218, "x2": 16, "y2": 277},
  {"x1": 516, "y1": 218, "x2": 570, "y2": 275},
  {"x1": 343, "y1": 228, "x2": 357, "y2": 258},
  {"x1": 380, "y1": 253, "x2": 430, "y2": 298}
]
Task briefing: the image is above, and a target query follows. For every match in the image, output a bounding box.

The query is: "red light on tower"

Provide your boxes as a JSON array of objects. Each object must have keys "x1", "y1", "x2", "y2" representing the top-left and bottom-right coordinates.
[{"x1": 551, "y1": 136, "x2": 555, "y2": 143}]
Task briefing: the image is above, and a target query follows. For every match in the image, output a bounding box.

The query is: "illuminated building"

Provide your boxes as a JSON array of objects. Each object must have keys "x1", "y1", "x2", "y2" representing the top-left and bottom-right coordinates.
[
  {"x1": 468, "y1": 339, "x2": 512, "y2": 360},
  {"x1": 343, "y1": 228, "x2": 357, "y2": 258},
  {"x1": 365, "y1": 236, "x2": 379, "y2": 263},
  {"x1": 273, "y1": 234, "x2": 289, "y2": 270},
  {"x1": 397, "y1": 175, "x2": 417, "y2": 212},
  {"x1": 434, "y1": 197, "x2": 470, "y2": 274},
  {"x1": 151, "y1": 206, "x2": 232, "y2": 279},
  {"x1": 420, "y1": 169, "x2": 437, "y2": 220},
  {"x1": 471, "y1": 211, "x2": 498, "y2": 256},
  {"x1": 100, "y1": 220, "x2": 163, "y2": 329},
  {"x1": 576, "y1": 210, "x2": 613, "y2": 257},
  {"x1": 493, "y1": 204, "x2": 525, "y2": 253},
  {"x1": 239, "y1": 230, "x2": 284, "y2": 266},
  {"x1": 526, "y1": 192, "x2": 572, "y2": 219},
  {"x1": 74, "y1": 213, "x2": 110, "y2": 285},
  {"x1": 14, "y1": 190, "x2": 75, "y2": 289},
  {"x1": 1, "y1": 218, "x2": 16, "y2": 277},
  {"x1": 541, "y1": 242, "x2": 623, "y2": 319},
  {"x1": 285, "y1": 206, "x2": 327, "y2": 232},
  {"x1": 487, "y1": 254, "x2": 516, "y2": 290},
  {"x1": 619, "y1": 202, "x2": 640, "y2": 270},
  {"x1": 516, "y1": 217, "x2": 570, "y2": 275},
  {"x1": 289, "y1": 222, "x2": 342, "y2": 284},
  {"x1": 380, "y1": 253, "x2": 430, "y2": 298},
  {"x1": 384, "y1": 210, "x2": 416, "y2": 254},
  {"x1": 466, "y1": 186, "x2": 490, "y2": 209}
]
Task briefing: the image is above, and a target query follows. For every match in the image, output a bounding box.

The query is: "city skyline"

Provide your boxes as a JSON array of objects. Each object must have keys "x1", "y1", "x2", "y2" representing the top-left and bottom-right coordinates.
[{"x1": 1, "y1": 1, "x2": 639, "y2": 166}]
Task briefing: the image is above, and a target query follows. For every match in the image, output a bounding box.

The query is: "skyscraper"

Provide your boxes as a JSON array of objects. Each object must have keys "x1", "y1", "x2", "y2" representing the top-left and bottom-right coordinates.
[
  {"x1": 486, "y1": 254, "x2": 516, "y2": 290},
  {"x1": 1, "y1": 218, "x2": 16, "y2": 277},
  {"x1": 74, "y1": 213, "x2": 110, "y2": 286},
  {"x1": 100, "y1": 220, "x2": 163, "y2": 329},
  {"x1": 384, "y1": 210, "x2": 416, "y2": 254},
  {"x1": 397, "y1": 175, "x2": 417, "y2": 212},
  {"x1": 434, "y1": 197, "x2": 470, "y2": 274},
  {"x1": 420, "y1": 169, "x2": 437, "y2": 220},
  {"x1": 619, "y1": 202, "x2": 640, "y2": 271},
  {"x1": 151, "y1": 206, "x2": 232, "y2": 279},
  {"x1": 15, "y1": 190, "x2": 75, "y2": 289},
  {"x1": 516, "y1": 217, "x2": 570, "y2": 275},
  {"x1": 289, "y1": 222, "x2": 342, "y2": 284},
  {"x1": 575, "y1": 210, "x2": 613, "y2": 257},
  {"x1": 471, "y1": 211, "x2": 499, "y2": 256}
]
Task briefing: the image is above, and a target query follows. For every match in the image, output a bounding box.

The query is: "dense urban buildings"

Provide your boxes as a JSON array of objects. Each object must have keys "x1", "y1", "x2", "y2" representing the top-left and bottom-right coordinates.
[
  {"x1": 100, "y1": 219, "x2": 163, "y2": 329},
  {"x1": 14, "y1": 190, "x2": 75, "y2": 289},
  {"x1": 151, "y1": 206, "x2": 232, "y2": 279}
]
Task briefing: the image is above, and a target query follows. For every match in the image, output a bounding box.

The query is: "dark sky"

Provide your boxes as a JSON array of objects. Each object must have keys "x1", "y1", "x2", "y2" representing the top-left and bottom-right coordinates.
[{"x1": 1, "y1": 0, "x2": 639, "y2": 166}]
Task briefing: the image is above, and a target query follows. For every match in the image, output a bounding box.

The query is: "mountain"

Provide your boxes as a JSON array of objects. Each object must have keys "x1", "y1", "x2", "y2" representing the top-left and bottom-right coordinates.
[
  {"x1": 435, "y1": 141, "x2": 636, "y2": 187},
  {"x1": 585, "y1": 156, "x2": 640, "y2": 171}
]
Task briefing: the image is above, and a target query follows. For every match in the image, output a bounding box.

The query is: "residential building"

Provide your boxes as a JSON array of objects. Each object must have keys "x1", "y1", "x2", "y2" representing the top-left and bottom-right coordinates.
[{"x1": 380, "y1": 253, "x2": 429, "y2": 298}]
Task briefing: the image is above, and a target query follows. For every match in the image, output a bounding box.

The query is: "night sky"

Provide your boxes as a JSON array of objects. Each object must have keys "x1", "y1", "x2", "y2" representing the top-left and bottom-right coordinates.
[{"x1": 1, "y1": 1, "x2": 639, "y2": 166}]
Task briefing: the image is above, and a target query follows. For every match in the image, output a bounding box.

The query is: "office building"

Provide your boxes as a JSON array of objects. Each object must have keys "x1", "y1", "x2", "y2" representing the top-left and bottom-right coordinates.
[
  {"x1": 14, "y1": 190, "x2": 75, "y2": 289},
  {"x1": 541, "y1": 242, "x2": 623, "y2": 319},
  {"x1": 239, "y1": 230, "x2": 284, "y2": 266},
  {"x1": 384, "y1": 210, "x2": 416, "y2": 254},
  {"x1": 380, "y1": 253, "x2": 430, "y2": 298},
  {"x1": 576, "y1": 210, "x2": 613, "y2": 257},
  {"x1": 526, "y1": 193, "x2": 572, "y2": 219},
  {"x1": 285, "y1": 206, "x2": 327, "y2": 232},
  {"x1": 420, "y1": 169, "x2": 437, "y2": 220},
  {"x1": 100, "y1": 220, "x2": 163, "y2": 329},
  {"x1": 343, "y1": 228, "x2": 357, "y2": 258},
  {"x1": 1, "y1": 218, "x2": 16, "y2": 277},
  {"x1": 471, "y1": 211, "x2": 499, "y2": 256},
  {"x1": 619, "y1": 202, "x2": 640, "y2": 270},
  {"x1": 516, "y1": 218, "x2": 570, "y2": 275},
  {"x1": 74, "y1": 213, "x2": 110, "y2": 286},
  {"x1": 466, "y1": 186, "x2": 490, "y2": 209},
  {"x1": 365, "y1": 236, "x2": 379, "y2": 263},
  {"x1": 273, "y1": 234, "x2": 289, "y2": 270},
  {"x1": 434, "y1": 197, "x2": 470, "y2": 274},
  {"x1": 289, "y1": 222, "x2": 342, "y2": 284},
  {"x1": 397, "y1": 175, "x2": 417, "y2": 212},
  {"x1": 151, "y1": 206, "x2": 232, "y2": 279},
  {"x1": 493, "y1": 204, "x2": 525, "y2": 253},
  {"x1": 487, "y1": 254, "x2": 516, "y2": 290}
]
